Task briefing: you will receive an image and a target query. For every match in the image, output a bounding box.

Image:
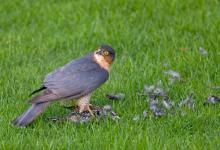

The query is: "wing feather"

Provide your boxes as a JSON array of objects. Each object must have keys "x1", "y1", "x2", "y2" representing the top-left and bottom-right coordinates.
[{"x1": 34, "y1": 54, "x2": 109, "y2": 103}]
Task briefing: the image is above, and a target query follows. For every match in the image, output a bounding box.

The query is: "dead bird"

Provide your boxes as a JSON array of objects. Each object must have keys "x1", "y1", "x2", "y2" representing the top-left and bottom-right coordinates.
[
  {"x1": 68, "y1": 112, "x2": 92, "y2": 123},
  {"x1": 106, "y1": 93, "x2": 125, "y2": 100},
  {"x1": 48, "y1": 105, "x2": 119, "y2": 123},
  {"x1": 204, "y1": 95, "x2": 220, "y2": 105}
]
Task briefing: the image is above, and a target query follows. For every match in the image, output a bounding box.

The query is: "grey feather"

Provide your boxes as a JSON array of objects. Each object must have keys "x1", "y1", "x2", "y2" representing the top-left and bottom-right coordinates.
[
  {"x1": 43, "y1": 53, "x2": 109, "y2": 100},
  {"x1": 11, "y1": 102, "x2": 50, "y2": 127}
]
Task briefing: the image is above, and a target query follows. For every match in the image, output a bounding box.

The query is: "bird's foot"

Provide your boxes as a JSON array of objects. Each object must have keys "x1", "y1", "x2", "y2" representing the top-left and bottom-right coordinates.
[{"x1": 78, "y1": 104, "x2": 95, "y2": 117}]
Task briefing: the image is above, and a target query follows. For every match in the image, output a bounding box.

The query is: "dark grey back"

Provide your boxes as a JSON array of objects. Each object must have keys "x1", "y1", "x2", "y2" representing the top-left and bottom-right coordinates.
[{"x1": 44, "y1": 54, "x2": 109, "y2": 99}]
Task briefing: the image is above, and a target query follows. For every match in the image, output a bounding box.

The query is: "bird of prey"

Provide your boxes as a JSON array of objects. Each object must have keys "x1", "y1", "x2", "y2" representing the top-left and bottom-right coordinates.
[{"x1": 12, "y1": 45, "x2": 115, "y2": 127}]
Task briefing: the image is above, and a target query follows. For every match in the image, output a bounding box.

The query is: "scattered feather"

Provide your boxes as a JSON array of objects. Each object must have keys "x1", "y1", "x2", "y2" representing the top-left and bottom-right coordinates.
[
  {"x1": 143, "y1": 110, "x2": 148, "y2": 118},
  {"x1": 153, "y1": 109, "x2": 165, "y2": 117},
  {"x1": 110, "y1": 111, "x2": 120, "y2": 120},
  {"x1": 178, "y1": 93, "x2": 195, "y2": 109},
  {"x1": 144, "y1": 85, "x2": 155, "y2": 94},
  {"x1": 103, "y1": 105, "x2": 112, "y2": 111},
  {"x1": 132, "y1": 115, "x2": 140, "y2": 122},
  {"x1": 162, "y1": 97, "x2": 174, "y2": 110},
  {"x1": 164, "y1": 70, "x2": 181, "y2": 79},
  {"x1": 164, "y1": 70, "x2": 181, "y2": 85},
  {"x1": 144, "y1": 84, "x2": 166, "y2": 97},
  {"x1": 204, "y1": 95, "x2": 220, "y2": 105},
  {"x1": 154, "y1": 87, "x2": 166, "y2": 96},
  {"x1": 142, "y1": 80, "x2": 168, "y2": 98},
  {"x1": 149, "y1": 98, "x2": 165, "y2": 117},
  {"x1": 149, "y1": 98, "x2": 158, "y2": 112},
  {"x1": 199, "y1": 47, "x2": 208, "y2": 56}
]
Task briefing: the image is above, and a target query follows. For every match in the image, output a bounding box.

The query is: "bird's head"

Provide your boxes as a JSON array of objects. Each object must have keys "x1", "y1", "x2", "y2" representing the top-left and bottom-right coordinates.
[
  {"x1": 93, "y1": 45, "x2": 115, "y2": 71},
  {"x1": 95, "y1": 45, "x2": 115, "y2": 64}
]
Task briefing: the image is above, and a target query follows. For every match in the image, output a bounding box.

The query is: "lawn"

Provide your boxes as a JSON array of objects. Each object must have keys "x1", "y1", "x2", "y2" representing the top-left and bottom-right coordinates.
[{"x1": 0, "y1": 0, "x2": 220, "y2": 149}]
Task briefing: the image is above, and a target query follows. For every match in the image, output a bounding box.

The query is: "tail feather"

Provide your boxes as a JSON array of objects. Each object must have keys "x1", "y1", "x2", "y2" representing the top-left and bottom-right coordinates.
[
  {"x1": 12, "y1": 102, "x2": 50, "y2": 127},
  {"x1": 12, "y1": 90, "x2": 59, "y2": 127}
]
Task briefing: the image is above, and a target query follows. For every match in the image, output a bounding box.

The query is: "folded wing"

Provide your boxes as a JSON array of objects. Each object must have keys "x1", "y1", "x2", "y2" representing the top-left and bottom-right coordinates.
[{"x1": 30, "y1": 54, "x2": 109, "y2": 103}]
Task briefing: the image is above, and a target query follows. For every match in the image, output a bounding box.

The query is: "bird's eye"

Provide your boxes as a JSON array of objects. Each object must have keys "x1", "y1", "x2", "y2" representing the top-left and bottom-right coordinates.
[{"x1": 103, "y1": 51, "x2": 109, "y2": 56}]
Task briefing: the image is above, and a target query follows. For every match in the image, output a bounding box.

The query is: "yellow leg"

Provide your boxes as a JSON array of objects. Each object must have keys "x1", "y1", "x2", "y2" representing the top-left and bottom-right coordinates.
[
  {"x1": 78, "y1": 103, "x2": 95, "y2": 117},
  {"x1": 86, "y1": 105, "x2": 95, "y2": 117},
  {"x1": 76, "y1": 94, "x2": 94, "y2": 116}
]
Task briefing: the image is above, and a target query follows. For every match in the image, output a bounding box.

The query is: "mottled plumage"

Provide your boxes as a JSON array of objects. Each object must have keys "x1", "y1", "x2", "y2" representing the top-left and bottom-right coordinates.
[{"x1": 12, "y1": 45, "x2": 115, "y2": 127}]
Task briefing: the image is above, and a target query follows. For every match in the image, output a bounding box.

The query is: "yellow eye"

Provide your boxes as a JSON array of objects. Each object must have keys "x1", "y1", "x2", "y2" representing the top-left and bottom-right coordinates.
[{"x1": 103, "y1": 51, "x2": 109, "y2": 56}]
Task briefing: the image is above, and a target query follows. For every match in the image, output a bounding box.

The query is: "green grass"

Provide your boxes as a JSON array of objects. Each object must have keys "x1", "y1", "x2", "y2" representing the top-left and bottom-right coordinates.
[{"x1": 0, "y1": 0, "x2": 220, "y2": 149}]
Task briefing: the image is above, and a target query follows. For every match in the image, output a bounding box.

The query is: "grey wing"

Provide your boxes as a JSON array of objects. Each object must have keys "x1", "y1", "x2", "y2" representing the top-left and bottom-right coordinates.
[
  {"x1": 40, "y1": 56, "x2": 109, "y2": 102},
  {"x1": 44, "y1": 67, "x2": 109, "y2": 98}
]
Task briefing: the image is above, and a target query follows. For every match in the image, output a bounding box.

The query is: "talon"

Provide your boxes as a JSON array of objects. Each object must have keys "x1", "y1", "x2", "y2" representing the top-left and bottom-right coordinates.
[
  {"x1": 87, "y1": 105, "x2": 95, "y2": 117},
  {"x1": 78, "y1": 104, "x2": 95, "y2": 117}
]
